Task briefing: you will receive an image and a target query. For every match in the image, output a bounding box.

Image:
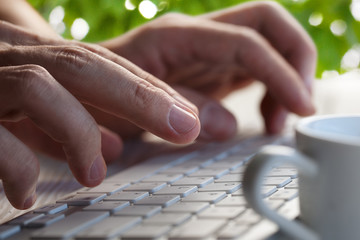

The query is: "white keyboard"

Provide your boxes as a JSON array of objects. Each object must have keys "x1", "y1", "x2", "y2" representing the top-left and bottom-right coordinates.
[{"x1": 0, "y1": 134, "x2": 300, "y2": 240}]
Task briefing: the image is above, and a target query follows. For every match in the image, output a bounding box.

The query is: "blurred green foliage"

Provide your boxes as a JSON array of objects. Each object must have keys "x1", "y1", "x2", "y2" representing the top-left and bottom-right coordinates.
[{"x1": 28, "y1": 0, "x2": 360, "y2": 77}]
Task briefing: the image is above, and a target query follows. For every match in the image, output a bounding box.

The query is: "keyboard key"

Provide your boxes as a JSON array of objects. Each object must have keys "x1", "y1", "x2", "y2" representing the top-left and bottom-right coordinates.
[
  {"x1": 144, "y1": 213, "x2": 191, "y2": 226},
  {"x1": 31, "y1": 211, "x2": 109, "y2": 239},
  {"x1": 218, "y1": 223, "x2": 249, "y2": 239},
  {"x1": 182, "y1": 192, "x2": 227, "y2": 204},
  {"x1": 231, "y1": 189, "x2": 243, "y2": 196},
  {"x1": 263, "y1": 177, "x2": 292, "y2": 188},
  {"x1": 172, "y1": 177, "x2": 214, "y2": 188},
  {"x1": 57, "y1": 194, "x2": 106, "y2": 206},
  {"x1": 113, "y1": 205, "x2": 162, "y2": 218},
  {"x1": 235, "y1": 209, "x2": 262, "y2": 224},
  {"x1": 7, "y1": 212, "x2": 44, "y2": 226},
  {"x1": 188, "y1": 168, "x2": 229, "y2": 179},
  {"x1": 34, "y1": 203, "x2": 68, "y2": 214},
  {"x1": 104, "y1": 191, "x2": 149, "y2": 203},
  {"x1": 163, "y1": 202, "x2": 209, "y2": 214},
  {"x1": 216, "y1": 196, "x2": 247, "y2": 206},
  {"x1": 267, "y1": 169, "x2": 298, "y2": 178},
  {"x1": 169, "y1": 219, "x2": 226, "y2": 239},
  {"x1": 198, "y1": 206, "x2": 246, "y2": 219},
  {"x1": 215, "y1": 174, "x2": 241, "y2": 183},
  {"x1": 78, "y1": 182, "x2": 130, "y2": 195},
  {"x1": 262, "y1": 186, "x2": 278, "y2": 198},
  {"x1": 123, "y1": 182, "x2": 166, "y2": 193},
  {"x1": 141, "y1": 174, "x2": 184, "y2": 184},
  {"x1": 153, "y1": 186, "x2": 197, "y2": 197},
  {"x1": 231, "y1": 186, "x2": 276, "y2": 198},
  {"x1": 121, "y1": 225, "x2": 171, "y2": 240},
  {"x1": 83, "y1": 201, "x2": 130, "y2": 213},
  {"x1": 75, "y1": 216, "x2": 141, "y2": 239},
  {"x1": 134, "y1": 195, "x2": 180, "y2": 207},
  {"x1": 269, "y1": 189, "x2": 298, "y2": 201},
  {"x1": 161, "y1": 164, "x2": 200, "y2": 175},
  {"x1": 198, "y1": 182, "x2": 241, "y2": 194},
  {"x1": 27, "y1": 213, "x2": 65, "y2": 228},
  {"x1": 230, "y1": 166, "x2": 246, "y2": 174},
  {"x1": 285, "y1": 178, "x2": 299, "y2": 189},
  {"x1": 206, "y1": 156, "x2": 245, "y2": 170},
  {"x1": 0, "y1": 225, "x2": 20, "y2": 239},
  {"x1": 265, "y1": 199, "x2": 285, "y2": 210}
]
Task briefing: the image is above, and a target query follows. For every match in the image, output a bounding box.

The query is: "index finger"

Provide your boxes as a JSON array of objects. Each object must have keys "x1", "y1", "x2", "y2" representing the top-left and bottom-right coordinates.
[
  {"x1": 2, "y1": 45, "x2": 200, "y2": 144},
  {"x1": 201, "y1": 1, "x2": 317, "y2": 89}
]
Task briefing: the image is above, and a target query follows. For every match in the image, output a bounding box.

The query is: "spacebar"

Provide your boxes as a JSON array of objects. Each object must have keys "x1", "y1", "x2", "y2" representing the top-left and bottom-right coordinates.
[{"x1": 31, "y1": 211, "x2": 109, "y2": 240}]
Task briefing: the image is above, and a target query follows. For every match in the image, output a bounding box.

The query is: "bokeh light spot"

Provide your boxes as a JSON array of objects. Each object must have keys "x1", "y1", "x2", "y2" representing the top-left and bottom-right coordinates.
[
  {"x1": 139, "y1": 0, "x2": 158, "y2": 19},
  {"x1": 351, "y1": 0, "x2": 360, "y2": 21},
  {"x1": 125, "y1": 0, "x2": 136, "y2": 10},
  {"x1": 330, "y1": 19, "x2": 347, "y2": 36},
  {"x1": 309, "y1": 12, "x2": 323, "y2": 26},
  {"x1": 71, "y1": 18, "x2": 89, "y2": 40},
  {"x1": 341, "y1": 47, "x2": 360, "y2": 70},
  {"x1": 49, "y1": 6, "x2": 65, "y2": 34}
]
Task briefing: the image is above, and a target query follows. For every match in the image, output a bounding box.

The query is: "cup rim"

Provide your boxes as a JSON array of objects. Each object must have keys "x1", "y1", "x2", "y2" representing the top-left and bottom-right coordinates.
[{"x1": 296, "y1": 114, "x2": 360, "y2": 146}]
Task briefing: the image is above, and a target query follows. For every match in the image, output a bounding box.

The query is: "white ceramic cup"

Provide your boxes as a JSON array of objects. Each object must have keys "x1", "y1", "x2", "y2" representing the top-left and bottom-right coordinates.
[{"x1": 243, "y1": 115, "x2": 360, "y2": 240}]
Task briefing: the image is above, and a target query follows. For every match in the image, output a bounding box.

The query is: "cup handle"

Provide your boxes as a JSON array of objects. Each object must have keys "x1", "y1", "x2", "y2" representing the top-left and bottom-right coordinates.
[{"x1": 243, "y1": 145, "x2": 319, "y2": 240}]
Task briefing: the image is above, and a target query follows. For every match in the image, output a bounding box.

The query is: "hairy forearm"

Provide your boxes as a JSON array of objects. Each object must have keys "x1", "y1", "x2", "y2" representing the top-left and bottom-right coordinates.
[{"x1": 0, "y1": 0, "x2": 59, "y2": 38}]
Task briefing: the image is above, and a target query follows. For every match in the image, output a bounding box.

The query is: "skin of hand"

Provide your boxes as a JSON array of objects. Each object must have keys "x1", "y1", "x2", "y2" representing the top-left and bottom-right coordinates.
[
  {"x1": 99, "y1": 1, "x2": 317, "y2": 136},
  {"x1": 0, "y1": 21, "x2": 201, "y2": 209},
  {"x1": 0, "y1": 0, "x2": 316, "y2": 210},
  {"x1": 0, "y1": 0, "x2": 316, "y2": 138}
]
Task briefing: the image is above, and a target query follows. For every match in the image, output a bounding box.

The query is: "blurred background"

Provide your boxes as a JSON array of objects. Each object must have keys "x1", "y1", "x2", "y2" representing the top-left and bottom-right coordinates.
[{"x1": 28, "y1": 0, "x2": 360, "y2": 78}]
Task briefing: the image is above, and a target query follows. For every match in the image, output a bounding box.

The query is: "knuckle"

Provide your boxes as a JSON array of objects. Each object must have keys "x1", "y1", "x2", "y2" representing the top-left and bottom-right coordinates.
[
  {"x1": 78, "y1": 117, "x2": 100, "y2": 143},
  {"x1": 132, "y1": 80, "x2": 157, "y2": 109},
  {"x1": 54, "y1": 46, "x2": 92, "y2": 73},
  {"x1": 131, "y1": 79, "x2": 168, "y2": 111},
  {"x1": 158, "y1": 12, "x2": 188, "y2": 22},
  {"x1": 12, "y1": 65, "x2": 53, "y2": 101},
  {"x1": 152, "y1": 12, "x2": 193, "y2": 30},
  {"x1": 238, "y1": 27, "x2": 264, "y2": 48},
  {"x1": 253, "y1": 1, "x2": 283, "y2": 14}
]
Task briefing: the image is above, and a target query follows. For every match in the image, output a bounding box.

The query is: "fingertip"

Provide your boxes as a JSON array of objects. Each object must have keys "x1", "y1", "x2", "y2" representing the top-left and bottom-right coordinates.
[
  {"x1": 168, "y1": 104, "x2": 201, "y2": 143},
  {"x1": 199, "y1": 102, "x2": 237, "y2": 141},
  {"x1": 298, "y1": 88, "x2": 316, "y2": 116},
  {"x1": 264, "y1": 108, "x2": 288, "y2": 135},
  {"x1": 88, "y1": 154, "x2": 107, "y2": 187},
  {"x1": 23, "y1": 191, "x2": 37, "y2": 210},
  {"x1": 100, "y1": 126, "x2": 123, "y2": 163}
]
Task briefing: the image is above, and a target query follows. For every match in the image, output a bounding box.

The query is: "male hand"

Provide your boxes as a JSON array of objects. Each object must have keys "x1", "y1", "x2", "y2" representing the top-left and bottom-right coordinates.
[
  {"x1": 0, "y1": 21, "x2": 200, "y2": 209},
  {"x1": 100, "y1": 1, "x2": 316, "y2": 137}
]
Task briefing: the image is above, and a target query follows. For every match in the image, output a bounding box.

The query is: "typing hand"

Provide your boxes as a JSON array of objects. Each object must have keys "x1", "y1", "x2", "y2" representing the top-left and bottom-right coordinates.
[
  {"x1": 101, "y1": 1, "x2": 316, "y2": 136},
  {"x1": 0, "y1": 21, "x2": 200, "y2": 209}
]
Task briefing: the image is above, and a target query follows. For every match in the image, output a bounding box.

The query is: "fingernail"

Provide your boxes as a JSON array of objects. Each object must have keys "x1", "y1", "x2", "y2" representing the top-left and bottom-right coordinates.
[
  {"x1": 23, "y1": 192, "x2": 36, "y2": 209},
  {"x1": 169, "y1": 104, "x2": 198, "y2": 134},
  {"x1": 200, "y1": 102, "x2": 237, "y2": 140},
  {"x1": 89, "y1": 155, "x2": 106, "y2": 181}
]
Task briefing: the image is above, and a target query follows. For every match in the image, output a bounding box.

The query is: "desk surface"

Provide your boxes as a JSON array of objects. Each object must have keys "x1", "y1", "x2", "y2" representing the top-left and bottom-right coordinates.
[{"x1": 2, "y1": 71, "x2": 360, "y2": 224}]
